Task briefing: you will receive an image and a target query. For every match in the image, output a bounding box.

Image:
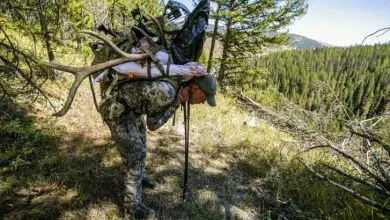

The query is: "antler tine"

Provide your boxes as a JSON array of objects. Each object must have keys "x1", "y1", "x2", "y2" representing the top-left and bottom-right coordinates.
[
  {"x1": 43, "y1": 58, "x2": 134, "y2": 117},
  {"x1": 80, "y1": 30, "x2": 156, "y2": 59},
  {"x1": 42, "y1": 30, "x2": 158, "y2": 117},
  {"x1": 42, "y1": 46, "x2": 149, "y2": 116}
]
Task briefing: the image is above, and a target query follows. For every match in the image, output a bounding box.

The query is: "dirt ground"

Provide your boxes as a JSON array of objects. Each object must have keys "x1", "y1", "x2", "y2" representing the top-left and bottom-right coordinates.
[{"x1": 2, "y1": 80, "x2": 288, "y2": 219}]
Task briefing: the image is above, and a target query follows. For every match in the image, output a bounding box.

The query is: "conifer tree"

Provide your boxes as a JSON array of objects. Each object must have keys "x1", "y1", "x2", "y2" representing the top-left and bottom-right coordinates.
[
  {"x1": 256, "y1": 44, "x2": 390, "y2": 120},
  {"x1": 215, "y1": 0, "x2": 307, "y2": 88}
]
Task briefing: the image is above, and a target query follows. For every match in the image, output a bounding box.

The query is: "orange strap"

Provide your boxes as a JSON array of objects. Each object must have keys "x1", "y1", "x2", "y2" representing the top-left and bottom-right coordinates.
[{"x1": 127, "y1": 72, "x2": 134, "y2": 79}]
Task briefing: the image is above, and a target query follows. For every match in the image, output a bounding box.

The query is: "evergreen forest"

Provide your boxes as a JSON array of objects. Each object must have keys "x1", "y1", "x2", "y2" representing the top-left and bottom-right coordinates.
[{"x1": 256, "y1": 45, "x2": 390, "y2": 120}]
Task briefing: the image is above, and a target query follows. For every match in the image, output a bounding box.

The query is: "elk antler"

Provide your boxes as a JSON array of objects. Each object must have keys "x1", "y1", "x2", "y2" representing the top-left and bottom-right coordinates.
[{"x1": 42, "y1": 30, "x2": 150, "y2": 117}]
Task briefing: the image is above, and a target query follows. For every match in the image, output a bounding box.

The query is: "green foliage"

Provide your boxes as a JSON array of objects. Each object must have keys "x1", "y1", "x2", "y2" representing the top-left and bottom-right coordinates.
[
  {"x1": 1, "y1": 0, "x2": 70, "y2": 61},
  {"x1": 1, "y1": 0, "x2": 161, "y2": 62},
  {"x1": 0, "y1": 116, "x2": 55, "y2": 170},
  {"x1": 199, "y1": 51, "x2": 209, "y2": 66},
  {"x1": 106, "y1": 0, "x2": 162, "y2": 29},
  {"x1": 254, "y1": 45, "x2": 390, "y2": 120},
  {"x1": 216, "y1": 0, "x2": 308, "y2": 87},
  {"x1": 67, "y1": 0, "x2": 94, "y2": 30}
]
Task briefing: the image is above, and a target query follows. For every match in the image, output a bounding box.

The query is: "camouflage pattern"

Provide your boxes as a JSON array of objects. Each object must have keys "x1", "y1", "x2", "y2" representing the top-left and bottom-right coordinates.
[
  {"x1": 118, "y1": 79, "x2": 180, "y2": 130},
  {"x1": 99, "y1": 79, "x2": 179, "y2": 211}
]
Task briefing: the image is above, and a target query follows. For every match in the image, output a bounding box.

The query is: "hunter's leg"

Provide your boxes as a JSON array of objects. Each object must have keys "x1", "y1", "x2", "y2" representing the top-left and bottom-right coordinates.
[
  {"x1": 105, "y1": 109, "x2": 153, "y2": 217},
  {"x1": 134, "y1": 111, "x2": 157, "y2": 189},
  {"x1": 121, "y1": 111, "x2": 147, "y2": 209}
]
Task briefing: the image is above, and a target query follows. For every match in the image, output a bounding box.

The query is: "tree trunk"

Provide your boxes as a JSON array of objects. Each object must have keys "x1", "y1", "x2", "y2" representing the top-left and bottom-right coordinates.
[
  {"x1": 218, "y1": 0, "x2": 235, "y2": 88},
  {"x1": 37, "y1": 0, "x2": 57, "y2": 79},
  {"x1": 43, "y1": 32, "x2": 55, "y2": 62},
  {"x1": 207, "y1": 3, "x2": 221, "y2": 73},
  {"x1": 218, "y1": 17, "x2": 232, "y2": 88},
  {"x1": 37, "y1": 0, "x2": 55, "y2": 62},
  {"x1": 110, "y1": 0, "x2": 117, "y2": 29}
]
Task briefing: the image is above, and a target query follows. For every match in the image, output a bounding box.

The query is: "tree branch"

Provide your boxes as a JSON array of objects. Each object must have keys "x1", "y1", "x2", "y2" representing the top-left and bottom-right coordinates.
[
  {"x1": 299, "y1": 159, "x2": 390, "y2": 213},
  {"x1": 323, "y1": 163, "x2": 390, "y2": 196},
  {"x1": 362, "y1": 27, "x2": 390, "y2": 44}
]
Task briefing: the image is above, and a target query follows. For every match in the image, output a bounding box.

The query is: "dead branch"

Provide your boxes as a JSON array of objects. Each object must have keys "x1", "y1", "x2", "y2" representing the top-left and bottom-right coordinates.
[
  {"x1": 323, "y1": 163, "x2": 390, "y2": 196},
  {"x1": 239, "y1": 91, "x2": 390, "y2": 210},
  {"x1": 302, "y1": 142, "x2": 387, "y2": 187},
  {"x1": 0, "y1": 81, "x2": 9, "y2": 100},
  {"x1": 347, "y1": 123, "x2": 390, "y2": 154},
  {"x1": 362, "y1": 27, "x2": 390, "y2": 44},
  {"x1": 0, "y1": 27, "x2": 56, "y2": 112},
  {"x1": 299, "y1": 159, "x2": 390, "y2": 213},
  {"x1": 371, "y1": 150, "x2": 390, "y2": 187}
]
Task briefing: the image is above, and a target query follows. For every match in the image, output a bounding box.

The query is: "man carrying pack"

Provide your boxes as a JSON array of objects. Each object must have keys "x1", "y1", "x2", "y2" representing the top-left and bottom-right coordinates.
[
  {"x1": 42, "y1": 0, "x2": 213, "y2": 218},
  {"x1": 100, "y1": 75, "x2": 216, "y2": 218},
  {"x1": 97, "y1": 0, "x2": 213, "y2": 218}
]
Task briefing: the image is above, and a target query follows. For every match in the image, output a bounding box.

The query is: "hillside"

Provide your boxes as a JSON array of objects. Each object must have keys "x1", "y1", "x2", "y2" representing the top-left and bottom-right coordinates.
[
  {"x1": 0, "y1": 75, "x2": 298, "y2": 219},
  {"x1": 1, "y1": 2, "x2": 389, "y2": 218},
  {"x1": 289, "y1": 33, "x2": 331, "y2": 49},
  {"x1": 255, "y1": 44, "x2": 390, "y2": 121},
  {"x1": 3, "y1": 75, "x2": 386, "y2": 219},
  {"x1": 206, "y1": 24, "x2": 329, "y2": 49}
]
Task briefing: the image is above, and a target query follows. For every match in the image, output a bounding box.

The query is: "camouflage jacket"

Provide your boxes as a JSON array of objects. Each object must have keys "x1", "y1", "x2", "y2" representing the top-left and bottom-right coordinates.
[{"x1": 115, "y1": 78, "x2": 180, "y2": 131}]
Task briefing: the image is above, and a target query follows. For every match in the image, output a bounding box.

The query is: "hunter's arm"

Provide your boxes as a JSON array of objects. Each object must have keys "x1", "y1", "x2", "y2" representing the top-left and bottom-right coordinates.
[
  {"x1": 144, "y1": 81, "x2": 180, "y2": 131},
  {"x1": 112, "y1": 56, "x2": 206, "y2": 78},
  {"x1": 146, "y1": 99, "x2": 180, "y2": 131}
]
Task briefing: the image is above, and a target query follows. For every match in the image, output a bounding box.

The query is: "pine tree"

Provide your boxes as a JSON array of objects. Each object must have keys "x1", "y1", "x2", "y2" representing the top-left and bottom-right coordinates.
[
  {"x1": 215, "y1": 0, "x2": 307, "y2": 88},
  {"x1": 256, "y1": 44, "x2": 390, "y2": 119}
]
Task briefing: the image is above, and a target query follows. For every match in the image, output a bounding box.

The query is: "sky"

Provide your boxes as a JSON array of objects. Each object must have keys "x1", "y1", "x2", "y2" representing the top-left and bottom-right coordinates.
[{"x1": 176, "y1": 0, "x2": 390, "y2": 47}]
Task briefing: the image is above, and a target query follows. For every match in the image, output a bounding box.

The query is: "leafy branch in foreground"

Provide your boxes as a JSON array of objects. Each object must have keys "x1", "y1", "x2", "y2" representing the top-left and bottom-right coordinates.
[
  {"x1": 213, "y1": 0, "x2": 307, "y2": 88},
  {"x1": 0, "y1": 25, "x2": 56, "y2": 112}
]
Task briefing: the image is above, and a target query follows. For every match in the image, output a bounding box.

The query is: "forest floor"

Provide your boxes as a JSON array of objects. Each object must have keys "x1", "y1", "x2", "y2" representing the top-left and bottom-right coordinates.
[
  {"x1": 0, "y1": 76, "x2": 302, "y2": 219},
  {"x1": 1, "y1": 73, "x2": 387, "y2": 219}
]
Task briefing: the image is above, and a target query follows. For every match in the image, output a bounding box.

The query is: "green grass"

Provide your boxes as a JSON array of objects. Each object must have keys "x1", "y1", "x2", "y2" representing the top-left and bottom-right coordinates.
[
  {"x1": 1, "y1": 89, "x2": 389, "y2": 219},
  {"x1": 1, "y1": 28, "x2": 389, "y2": 218}
]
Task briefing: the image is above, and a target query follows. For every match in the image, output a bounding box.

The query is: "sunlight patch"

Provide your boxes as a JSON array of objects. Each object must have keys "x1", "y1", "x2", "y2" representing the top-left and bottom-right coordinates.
[
  {"x1": 86, "y1": 202, "x2": 120, "y2": 220},
  {"x1": 59, "y1": 189, "x2": 79, "y2": 204},
  {"x1": 101, "y1": 148, "x2": 122, "y2": 167},
  {"x1": 198, "y1": 189, "x2": 218, "y2": 203}
]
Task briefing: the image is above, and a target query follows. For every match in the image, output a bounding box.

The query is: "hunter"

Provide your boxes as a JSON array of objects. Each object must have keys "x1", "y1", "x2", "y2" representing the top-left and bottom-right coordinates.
[
  {"x1": 43, "y1": 0, "x2": 213, "y2": 218},
  {"x1": 95, "y1": 0, "x2": 213, "y2": 218},
  {"x1": 99, "y1": 75, "x2": 216, "y2": 218}
]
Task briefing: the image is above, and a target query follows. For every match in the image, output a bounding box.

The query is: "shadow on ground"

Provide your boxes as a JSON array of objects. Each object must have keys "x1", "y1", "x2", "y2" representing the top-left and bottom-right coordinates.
[
  {"x1": 0, "y1": 107, "x2": 284, "y2": 219},
  {"x1": 1, "y1": 102, "x2": 387, "y2": 219}
]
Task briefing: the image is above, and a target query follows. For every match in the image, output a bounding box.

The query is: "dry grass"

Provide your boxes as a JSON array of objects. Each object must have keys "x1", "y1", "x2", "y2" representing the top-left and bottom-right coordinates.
[
  {"x1": 1, "y1": 50, "x2": 388, "y2": 219},
  {"x1": 1, "y1": 76, "x2": 295, "y2": 219}
]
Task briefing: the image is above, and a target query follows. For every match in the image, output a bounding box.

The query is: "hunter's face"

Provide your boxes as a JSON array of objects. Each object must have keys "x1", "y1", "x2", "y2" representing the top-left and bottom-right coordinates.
[{"x1": 190, "y1": 83, "x2": 206, "y2": 104}]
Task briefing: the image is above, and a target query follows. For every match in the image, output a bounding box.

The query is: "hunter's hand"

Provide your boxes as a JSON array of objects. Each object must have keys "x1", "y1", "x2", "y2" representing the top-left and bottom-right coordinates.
[
  {"x1": 179, "y1": 87, "x2": 190, "y2": 103},
  {"x1": 184, "y1": 62, "x2": 207, "y2": 77},
  {"x1": 178, "y1": 83, "x2": 207, "y2": 105}
]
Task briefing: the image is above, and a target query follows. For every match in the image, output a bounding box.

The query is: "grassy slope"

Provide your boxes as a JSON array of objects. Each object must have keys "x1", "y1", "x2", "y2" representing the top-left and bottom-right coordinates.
[
  {"x1": 2, "y1": 76, "x2": 386, "y2": 219},
  {"x1": 1, "y1": 36, "x2": 387, "y2": 219},
  {"x1": 3, "y1": 77, "x2": 296, "y2": 219}
]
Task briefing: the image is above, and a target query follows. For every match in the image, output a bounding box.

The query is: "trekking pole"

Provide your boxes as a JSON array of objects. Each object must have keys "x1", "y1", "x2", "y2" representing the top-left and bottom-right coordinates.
[{"x1": 182, "y1": 101, "x2": 190, "y2": 201}]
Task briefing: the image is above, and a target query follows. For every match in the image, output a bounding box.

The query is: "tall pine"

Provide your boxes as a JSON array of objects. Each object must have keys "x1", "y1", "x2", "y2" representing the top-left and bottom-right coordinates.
[{"x1": 215, "y1": 0, "x2": 307, "y2": 88}]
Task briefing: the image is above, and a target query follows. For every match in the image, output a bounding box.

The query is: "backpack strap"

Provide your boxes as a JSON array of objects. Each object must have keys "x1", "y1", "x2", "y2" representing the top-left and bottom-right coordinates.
[
  {"x1": 147, "y1": 59, "x2": 152, "y2": 78},
  {"x1": 140, "y1": 45, "x2": 166, "y2": 76},
  {"x1": 166, "y1": 50, "x2": 172, "y2": 76}
]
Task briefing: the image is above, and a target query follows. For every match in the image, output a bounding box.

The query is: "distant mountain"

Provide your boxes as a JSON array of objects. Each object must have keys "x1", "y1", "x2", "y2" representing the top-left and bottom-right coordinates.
[
  {"x1": 289, "y1": 34, "x2": 331, "y2": 49},
  {"x1": 206, "y1": 24, "x2": 331, "y2": 49}
]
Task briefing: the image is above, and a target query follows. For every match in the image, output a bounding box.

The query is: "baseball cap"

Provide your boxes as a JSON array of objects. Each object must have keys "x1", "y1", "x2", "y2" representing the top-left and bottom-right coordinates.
[{"x1": 193, "y1": 75, "x2": 217, "y2": 107}]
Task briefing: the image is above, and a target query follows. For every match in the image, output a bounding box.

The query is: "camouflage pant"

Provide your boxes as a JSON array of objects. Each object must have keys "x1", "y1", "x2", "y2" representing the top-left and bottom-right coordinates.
[
  {"x1": 100, "y1": 79, "x2": 178, "y2": 212},
  {"x1": 104, "y1": 108, "x2": 147, "y2": 209}
]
